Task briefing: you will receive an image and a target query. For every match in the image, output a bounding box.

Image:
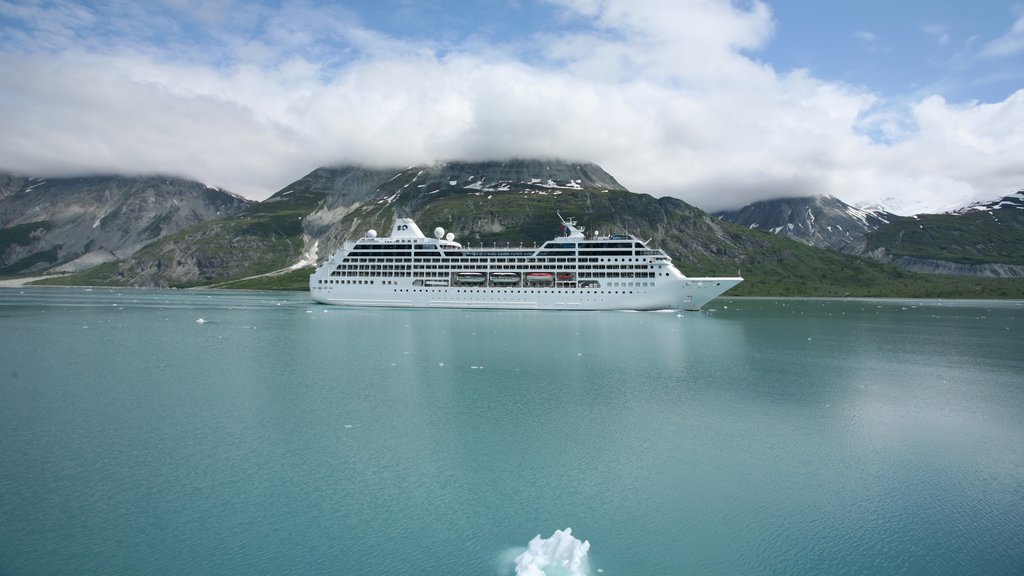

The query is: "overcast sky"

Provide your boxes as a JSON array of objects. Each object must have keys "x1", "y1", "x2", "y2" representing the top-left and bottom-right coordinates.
[{"x1": 1, "y1": 0, "x2": 1022, "y2": 213}]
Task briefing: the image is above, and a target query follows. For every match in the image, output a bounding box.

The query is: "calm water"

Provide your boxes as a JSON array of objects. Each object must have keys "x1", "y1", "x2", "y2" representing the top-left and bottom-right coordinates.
[{"x1": 1, "y1": 288, "x2": 1022, "y2": 576}]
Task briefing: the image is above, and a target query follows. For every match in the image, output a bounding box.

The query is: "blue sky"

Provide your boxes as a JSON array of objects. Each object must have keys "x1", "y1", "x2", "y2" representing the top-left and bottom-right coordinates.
[
  {"x1": 762, "y1": 1, "x2": 1022, "y2": 103},
  {"x1": 1, "y1": 0, "x2": 1022, "y2": 213}
]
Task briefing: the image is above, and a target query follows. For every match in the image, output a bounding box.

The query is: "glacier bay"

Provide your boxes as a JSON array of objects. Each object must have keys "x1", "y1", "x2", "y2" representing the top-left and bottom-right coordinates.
[{"x1": 1, "y1": 288, "x2": 1022, "y2": 575}]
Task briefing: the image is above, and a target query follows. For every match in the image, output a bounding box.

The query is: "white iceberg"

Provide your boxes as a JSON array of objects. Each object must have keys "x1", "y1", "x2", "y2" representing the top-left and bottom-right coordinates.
[{"x1": 514, "y1": 528, "x2": 591, "y2": 576}]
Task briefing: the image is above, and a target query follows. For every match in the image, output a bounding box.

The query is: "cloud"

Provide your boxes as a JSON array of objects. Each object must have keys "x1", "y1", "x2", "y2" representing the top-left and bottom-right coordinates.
[
  {"x1": 922, "y1": 24, "x2": 950, "y2": 46},
  {"x1": 853, "y1": 30, "x2": 878, "y2": 45},
  {"x1": 0, "y1": 0, "x2": 1021, "y2": 214},
  {"x1": 980, "y1": 14, "x2": 1024, "y2": 57}
]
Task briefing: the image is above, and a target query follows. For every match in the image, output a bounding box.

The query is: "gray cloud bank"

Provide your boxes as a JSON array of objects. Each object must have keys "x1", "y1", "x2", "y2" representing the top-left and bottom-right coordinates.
[{"x1": 1, "y1": 0, "x2": 1022, "y2": 214}]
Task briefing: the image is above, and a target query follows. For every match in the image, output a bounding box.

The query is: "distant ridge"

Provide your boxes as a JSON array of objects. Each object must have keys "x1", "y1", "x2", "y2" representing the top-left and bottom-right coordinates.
[
  {"x1": 862, "y1": 190, "x2": 1024, "y2": 277},
  {"x1": 949, "y1": 190, "x2": 1024, "y2": 215},
  {"x1": 716, "y1": 191, "x2": 1024, "y2": 278}
]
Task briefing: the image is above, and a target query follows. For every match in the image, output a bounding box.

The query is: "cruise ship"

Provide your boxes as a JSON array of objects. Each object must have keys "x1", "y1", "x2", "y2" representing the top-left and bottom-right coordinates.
[{"x1": 309, "y1": 216, "x2": 742, "y2": 310}]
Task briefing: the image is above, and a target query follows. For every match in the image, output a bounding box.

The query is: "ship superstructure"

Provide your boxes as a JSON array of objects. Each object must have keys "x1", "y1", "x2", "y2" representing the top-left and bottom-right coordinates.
[{"x1": 310, "y1": 216, "x2": 742, "y2": 310}]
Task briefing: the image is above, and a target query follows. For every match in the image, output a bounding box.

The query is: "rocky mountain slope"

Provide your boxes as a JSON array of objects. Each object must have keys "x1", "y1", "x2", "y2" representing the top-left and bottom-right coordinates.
[
  {"x1": 59, "y1": 166, "x2": 403, "y2": 287},
  {"x1": 861, "y1": 191, "x2": 1024, "y2": 277},
  {"x1": 715, "y1": 195, "x2": 897, "y2": 253},
  {"x1": 0, "y1": 174, "x2": 253, "y2": 275},
  {"x1": 717, "y1": 192, "x2": 1024, "y2": 278},
  {"x1": 56, "y1": 161, "x2": 637, "y2": 287}
]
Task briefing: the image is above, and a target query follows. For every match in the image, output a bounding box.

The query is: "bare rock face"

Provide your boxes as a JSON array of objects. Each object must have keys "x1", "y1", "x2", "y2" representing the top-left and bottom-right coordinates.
[
  {"x1": 391, "y1": 159, "x2": 628, "y2": 195},
  {"x1": 0, "y1": 174, "x2": 253, "y2": 275},
  {"x1": 716, "y1": 191, "x2": 1024, "y2": 277},
  {"x1": 716, "y1": 195, "x2": 897, "y2": 253}
]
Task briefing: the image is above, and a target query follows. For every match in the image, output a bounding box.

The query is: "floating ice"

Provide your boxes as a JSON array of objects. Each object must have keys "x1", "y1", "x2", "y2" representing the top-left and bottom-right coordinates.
[{"x1": 514, "y1": 528, "x2": 591, "y2": 576}]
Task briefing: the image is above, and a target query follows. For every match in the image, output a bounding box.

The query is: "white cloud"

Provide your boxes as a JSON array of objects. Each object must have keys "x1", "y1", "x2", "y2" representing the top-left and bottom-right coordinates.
[
  {"x1": 0, "y1": 0, "x2": 1021, "y2": 215},
  {"x1": 981, "y1": 14, "x2": 1024, "y2": 57},
  {"x1": 922, "y1": 24, "x2": 950, "y2": 46},
  {"x1": 853, "y1": 30, "x2": 878, "y2": 44}
]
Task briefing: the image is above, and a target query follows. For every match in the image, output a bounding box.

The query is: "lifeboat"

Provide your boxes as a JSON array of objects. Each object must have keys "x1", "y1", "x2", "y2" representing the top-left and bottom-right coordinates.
[
  {"x1": 557, "y1": 272, "x2": 575, "y2": 281},
  {"x1": 457, "y1": 272, "x2": 486, "y2": 284},
  {"x1": 526, "y1": 272, "x2": 554, "y2": 284},
  {"x1": 489, "y1": 272, "x2": 520, "y2": 284}
]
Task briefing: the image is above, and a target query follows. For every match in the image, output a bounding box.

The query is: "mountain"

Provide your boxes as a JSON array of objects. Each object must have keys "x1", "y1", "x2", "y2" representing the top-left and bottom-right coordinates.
[
  {"x1": 21, "y1": 160, "x2": 1024, "y2": 299},
  {"x1": 716, "y1": 192, "x2": 1024, "y2": 278},
  {"x1": 52, "y1": 161, "x2": 635, "y2": 287},
  {"x1": 861, "y1": 191, "x2": 1024, "y2": 277},
  {"x1": 715, "y1": 195, "x2": 897, "y2": 253},
  {"x1": 307, "y1": 160, "x2": 630, "y2": 259},
  {"x1": 47, "y1": 165, "x2": 403, "y2": 287},
  {"x1": 0, "y1": 174, "x2": 253, "y2": 275}
]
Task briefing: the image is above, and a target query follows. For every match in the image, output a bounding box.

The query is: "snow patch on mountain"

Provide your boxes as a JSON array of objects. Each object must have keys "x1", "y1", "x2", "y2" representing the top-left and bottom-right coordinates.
[{"x1": 950, "y1": 191, "x2": 1024, "y2": 215}]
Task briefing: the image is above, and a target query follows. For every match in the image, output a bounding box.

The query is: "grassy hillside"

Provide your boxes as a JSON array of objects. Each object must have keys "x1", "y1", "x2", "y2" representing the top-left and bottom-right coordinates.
[
  {"x1": 705, "y1": 225, "x2": 1024, "y2": 299},
  {"x1": 865, "y1": 209, "x2": 1024, "y2": 265}
]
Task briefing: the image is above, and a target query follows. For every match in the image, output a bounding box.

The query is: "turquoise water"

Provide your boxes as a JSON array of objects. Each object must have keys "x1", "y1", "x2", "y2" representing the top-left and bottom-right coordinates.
[{"x1": 1, "y1": 288, "x2": 1022, "y2": 575}]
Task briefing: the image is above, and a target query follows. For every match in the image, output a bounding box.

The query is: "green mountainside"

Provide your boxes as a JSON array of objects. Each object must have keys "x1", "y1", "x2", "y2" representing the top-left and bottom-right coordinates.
[
  {"x1": 863, "y1": 193, "x2": 1024, "y2": 275},
  {"x1": 716, "y1": 191, "x2": 1024, "y2": 279},
  {"x1": 26, "y1": 162, "x2": 1024, "y2": 299}
]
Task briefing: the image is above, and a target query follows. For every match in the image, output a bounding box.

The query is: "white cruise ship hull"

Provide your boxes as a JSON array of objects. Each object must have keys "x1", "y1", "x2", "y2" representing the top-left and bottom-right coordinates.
[{"x1": 311, "y1": 276, "x2": 741, "y2": 311}]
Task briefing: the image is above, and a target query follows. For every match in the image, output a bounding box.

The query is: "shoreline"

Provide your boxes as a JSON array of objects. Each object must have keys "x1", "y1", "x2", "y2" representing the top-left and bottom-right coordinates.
[
  {"x1": 0, "y1": 275, "x2": 69, "y2": 287},
  {"x1": 2, "y1": 282, "x2": 1022, "y2": 306}
]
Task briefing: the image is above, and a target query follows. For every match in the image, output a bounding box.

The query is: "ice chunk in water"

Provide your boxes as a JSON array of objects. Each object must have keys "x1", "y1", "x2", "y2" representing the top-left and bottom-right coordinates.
[{"x1": 514, "y1": 528, "x2": 590, "y2": 576}]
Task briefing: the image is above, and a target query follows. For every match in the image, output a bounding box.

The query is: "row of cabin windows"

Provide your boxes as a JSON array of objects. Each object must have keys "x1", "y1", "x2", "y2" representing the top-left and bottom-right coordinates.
[
  {"x1": 335, "y1": 261, "x2": 657, "y2": 270},
  {"x1": 344, "y1": 249, "x2": 658, "y2": 258},
  {"x1": 348, "y1": 242, "x2": 639, "y2": 251},
  {"x1": 330, "y1": 270, "x2": 657, "y2": 279},
  {"x1": 340, "y1": 256, "x2": 653, "y2": 265},
  {"x1": 333, "y1": 264, "x2": 654, "y2": 273},
  {"x1": 350, "y1": 244, "x2": 459, "y2": 251},
  {"x1": 348, "y1": 261, "x2": 656, "y2": 268},
  {"x1": 393, "y1": 289, "x2": 647, "y2": 294},
  {"x1": 317, "y1": 280, "x2": 662, "y2": 291},
  {"x1": 344, "y1": 249, "x2": 651, "y2": 257},
  {"x1": 544, "y1": 242, "x2": 638, "y2": 249},
  {"x1": 351, "y1": 244, "x2": 414, "y2": 250},
  {"x1": 317, "y1": 279, "x2": 658, "y2": 290},
  {"x1": 348, "y1": 242, "x2": 652, "y2": 251},
  {"x1": 318, "y1": 279, "x2": 376, "y2": 285}
]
